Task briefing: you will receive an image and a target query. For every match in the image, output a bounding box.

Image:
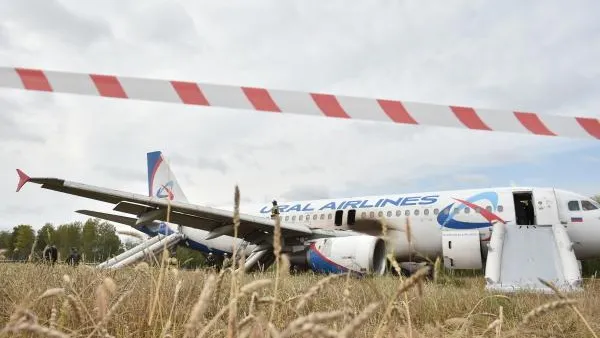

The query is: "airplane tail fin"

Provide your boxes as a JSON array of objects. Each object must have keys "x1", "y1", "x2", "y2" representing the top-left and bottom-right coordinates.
[{"x1": 147, "y1": 151, "x2": 189, "y2": 203}]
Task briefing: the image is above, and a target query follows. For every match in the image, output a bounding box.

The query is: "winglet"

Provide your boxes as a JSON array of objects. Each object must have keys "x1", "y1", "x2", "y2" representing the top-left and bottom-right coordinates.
[{"x1": 16, "y1": 169, "x2": 31, "y2": 192}]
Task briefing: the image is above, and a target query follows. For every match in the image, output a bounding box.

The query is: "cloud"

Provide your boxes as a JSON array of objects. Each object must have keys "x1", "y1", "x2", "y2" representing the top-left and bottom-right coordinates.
[
  {"x1": 0, "y1": 0, "x2": 112, "y2": 50},
  {"x1": 0, "y1": 98, "x2": 46, "y2": 143},
  {"x1": 452, "y1": 174, "x2": 489, "y2": 186},
  {"x1": 1, "y1": 0, "x2": 600, "y2": 230},
  {"x1": 281, "y1": 185, "x2": 331, "y2": 201},
  {"x1": 94, "y1": 165, "x2": 147, "y2": 183},
  {"x1": 581, "y1": 155, "x2": 600, "y2": 163},
  {"x1": 0, "y1": 24, "x2": 8, "y2": 49},
  {"x1": 168, "y1": 152, "x2": 230, "y2": 174}
]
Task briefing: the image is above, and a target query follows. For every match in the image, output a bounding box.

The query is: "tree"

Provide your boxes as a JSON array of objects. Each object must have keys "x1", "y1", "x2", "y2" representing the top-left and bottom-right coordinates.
[
  {"x1": 55, "y1": 222, "x2": 82, "y2": 260},
  {"x1": 174, "y1": 245, "x2": 206, "y2": 269},
  {"x1": 11, "y1": 225, "x2": 35, "y2": 260},
  {"x1": 0, "y1": 231, "x2": 12, "y2": 251},
  {"x1": 592, "y1": 195, "x2": 600, "y2": 204},
  {"x1": 81, "y1": 219, "x2": 99, "y2": 261},
  {"x1": 35, "y1": 223, "x2": 56, "y2": 252},
  {"x1": 95, "y1": 221, "x2": 122, "y2": 261}
]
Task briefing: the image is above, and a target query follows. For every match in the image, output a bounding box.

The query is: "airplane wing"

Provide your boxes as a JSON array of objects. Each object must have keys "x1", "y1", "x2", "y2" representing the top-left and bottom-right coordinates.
[
  {"x1": 15, "y1": 169, "x2": 344, "y2": 242},
  {"x1": 76, "y1": 210, "x2": 138, "y2": 226}
]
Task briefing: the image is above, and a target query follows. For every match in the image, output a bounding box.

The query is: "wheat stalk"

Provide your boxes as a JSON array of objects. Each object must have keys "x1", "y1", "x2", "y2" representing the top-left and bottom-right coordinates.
[
  {"x1": 184, "y1": 274, "x2": 217, "y2": 338},
  {"x1": 521, "y1": 299, "x2": 577, "y2": 325},
  {"x1": 295, "y1": 274, "x2": 341, "y2": 311},
  {"x1": 228, "y1": 185, "x2": 242, "y2": 338},
  {"x1": 538, "y1": 278, "x2": 598, "y2": 338},
  {"x1": 269, "y1": 210, "x2": 283, "y2": 323}
]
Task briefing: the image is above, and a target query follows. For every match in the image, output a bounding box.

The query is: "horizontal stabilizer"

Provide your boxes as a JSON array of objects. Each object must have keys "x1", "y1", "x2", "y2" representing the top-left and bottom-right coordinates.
[{"x1": 76, "y1": 210, "x2": 138, "y2": 226}]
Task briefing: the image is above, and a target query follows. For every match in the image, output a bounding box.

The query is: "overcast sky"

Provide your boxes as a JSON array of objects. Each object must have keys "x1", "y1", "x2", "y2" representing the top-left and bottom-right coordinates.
[{"x1": 1, "y1": 0, "x2": 600, "y2": 232}]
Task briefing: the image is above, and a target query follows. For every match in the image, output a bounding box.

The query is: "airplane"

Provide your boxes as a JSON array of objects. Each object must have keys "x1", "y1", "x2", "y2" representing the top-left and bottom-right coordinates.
[{"x1": 14, "y1": 150, "x2": 600, "y2": 277}]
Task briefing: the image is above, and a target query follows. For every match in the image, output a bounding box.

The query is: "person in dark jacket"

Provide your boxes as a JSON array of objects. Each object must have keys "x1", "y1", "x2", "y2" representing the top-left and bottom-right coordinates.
[
  {"x1": 43, "y1": 245, "x2": 58, "y2": 265},
  {"x1": 525, "y1": 200, "x2": 535, "y2": 225},
  {"x1": 66, "y1": 247, "x2": 81, "y2": 266},
  {"x1": 271, "y1": 200, "x2": 280, "y2": 219}
]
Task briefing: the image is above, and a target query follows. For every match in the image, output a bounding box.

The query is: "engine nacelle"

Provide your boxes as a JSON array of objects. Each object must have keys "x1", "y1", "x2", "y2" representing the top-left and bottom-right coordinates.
[
  {"x1": 289, "y1": 235, "x2": 387, "y2": 275},
  {"x1": 441, "y1": 229, "x2": 483, "y2": 269}
]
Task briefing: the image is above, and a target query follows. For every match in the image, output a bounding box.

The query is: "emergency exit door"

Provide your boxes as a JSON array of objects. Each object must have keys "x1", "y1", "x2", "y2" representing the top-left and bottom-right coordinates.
[{"x1": 532, "y1": 188, "x2": 561, "y2": 225}]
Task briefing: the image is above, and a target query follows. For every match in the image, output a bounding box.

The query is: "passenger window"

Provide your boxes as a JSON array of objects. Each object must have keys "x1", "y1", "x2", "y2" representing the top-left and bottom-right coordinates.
[
  {"x1": 292, "y1": 216, "x2": 296, "y2": 221},
  {"x1": 453, "y1": 208, "x2": 459, "y2": 214},
  {"x1": 369, "y1": 211, "x2": 375, "y2": 218},
  {"x1": 313, "y1": 214, "x2": 318, "y2": 220},
  {"x1": 328, "y1": 214, "x2": 332, "y2": 220},
  {"x1": 396, "y1": 210, "x2": 401, "y2": 217},
  {"x1": 424, "y1": 209, "x2": 429, "y2": 216},
  {"x1": 414, "y1": 209, "x2": 420, "y2": 216},
  {"x1": 434, "y1": 208, "x2": 439, "y2": 215},
  {"x1": 486, "y1": 206, "x2": 492, "y2": 212},
  {"x1": 361, "y1": 212, "x2": 366, "y2": 218},
  {"x1": 299, "y1": 215, "x2": 303, "y2": 221},
  {"x1": 320, "y1": 214, "x2": 325, "y2": 220},
  {"x1": 498, "y1": 205, "x2": 504, "y2": 212},
  {"x1": 464, "y1": 207, "x2": 470, "y2": 214},
  {"x1": 405, "y1": 210, "x2": 410, "y2": 216},
  {"x1": 568, "y1": 201, "x2": 580, "y2": 211},
  {"x1": 387, "y1": 211, "x2": 392, "y2": 217},
  {"x1": 581, "y1": 200, "x2": 598, "y2": 211}
]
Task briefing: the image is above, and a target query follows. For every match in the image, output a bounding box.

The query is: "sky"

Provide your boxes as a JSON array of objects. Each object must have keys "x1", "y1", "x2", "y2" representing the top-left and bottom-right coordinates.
[{"x1": 1, "y1": 0, "x2": 600, "y2": 233}]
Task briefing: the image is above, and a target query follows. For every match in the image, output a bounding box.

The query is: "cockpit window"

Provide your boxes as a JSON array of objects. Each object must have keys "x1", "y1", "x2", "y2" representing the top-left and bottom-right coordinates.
[
  {"x1": 581, "y1": 200, "x2": 599, "y2": 211},
  {"x1": 568, "y1": 201, "x2": 580, "y2": 211}
]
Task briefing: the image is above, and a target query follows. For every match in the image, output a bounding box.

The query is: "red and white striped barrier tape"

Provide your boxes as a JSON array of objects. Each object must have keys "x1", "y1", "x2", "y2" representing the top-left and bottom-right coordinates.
[{"x1": 0, "y1": 67, "x2": 598, "y2": 139}]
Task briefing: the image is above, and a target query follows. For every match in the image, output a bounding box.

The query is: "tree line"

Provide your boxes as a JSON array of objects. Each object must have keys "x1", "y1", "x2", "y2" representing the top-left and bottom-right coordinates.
[{"x1": 0, "y1": 218, "x2": 206, "y2": 268}]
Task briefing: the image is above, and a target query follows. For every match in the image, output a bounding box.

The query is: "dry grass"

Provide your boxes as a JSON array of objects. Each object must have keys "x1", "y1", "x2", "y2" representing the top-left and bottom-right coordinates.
[
  {"x1": 0, "y1": 262, "x2": 599, "y2": 337},
  {"x1": 2, "y1": 186, "x2": 599, "y2": 337}
]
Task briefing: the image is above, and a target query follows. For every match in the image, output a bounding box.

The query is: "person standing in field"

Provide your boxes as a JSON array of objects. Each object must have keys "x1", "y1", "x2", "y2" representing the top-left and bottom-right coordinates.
[
  {"x1": 43, "y1": 244, "x2": 58, "y2": 265},
  {"x1": 66, "y1": 247, "x2": 81, "y2": 266}
]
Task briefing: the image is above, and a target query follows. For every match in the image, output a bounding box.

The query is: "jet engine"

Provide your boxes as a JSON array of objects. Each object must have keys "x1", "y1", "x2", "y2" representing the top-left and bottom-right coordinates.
[{"x1": 289, "y1": 235, "x2": 387, "y2": 275}]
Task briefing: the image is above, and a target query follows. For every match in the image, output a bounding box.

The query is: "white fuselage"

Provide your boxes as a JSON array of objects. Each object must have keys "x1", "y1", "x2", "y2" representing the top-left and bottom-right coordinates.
[{"x1": 154, "y1": 186, "x2": 600, "y2": 264}]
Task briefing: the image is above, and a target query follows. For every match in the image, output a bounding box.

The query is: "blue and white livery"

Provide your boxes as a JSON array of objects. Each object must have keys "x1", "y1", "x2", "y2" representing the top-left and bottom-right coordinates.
[{"x1": 15, "y1": 151, "x2": 600, "y2": 276}]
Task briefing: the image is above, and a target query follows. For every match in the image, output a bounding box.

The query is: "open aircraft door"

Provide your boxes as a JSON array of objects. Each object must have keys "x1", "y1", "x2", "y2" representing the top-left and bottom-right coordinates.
[
  {"x1": 552, "y1": 188, "x2": 570, "y2": 226},
  {"x1": 532, "y1": 188, "x2": 561, "y2": 225}
]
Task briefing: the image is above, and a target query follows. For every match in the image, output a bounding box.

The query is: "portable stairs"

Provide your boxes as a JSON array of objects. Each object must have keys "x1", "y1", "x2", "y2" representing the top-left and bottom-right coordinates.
[
  {"x1": 484, "y1": 223, "x2": 583, "y2": 293},
  {"x1": 96, "y1": 232, "x2": 184, "y2": 269}
]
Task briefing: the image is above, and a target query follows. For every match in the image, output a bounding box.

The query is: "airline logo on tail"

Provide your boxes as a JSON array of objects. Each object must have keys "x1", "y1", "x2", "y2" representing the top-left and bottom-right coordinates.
[
  {"x1": 147, "y1": 151, "x2": 189, "y2": 202},
  {"x1": 156, "y1": 181, "x2": 174, "y2": 200},
  {"x1": 437, "y1": 191, "x2": 506, "y2": 229}
]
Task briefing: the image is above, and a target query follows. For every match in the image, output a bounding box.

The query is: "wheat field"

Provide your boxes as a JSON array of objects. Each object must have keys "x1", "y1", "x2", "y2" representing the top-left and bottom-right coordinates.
[{"x1": 0, "y1": 260, "x2": 599, "y2": 338}]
